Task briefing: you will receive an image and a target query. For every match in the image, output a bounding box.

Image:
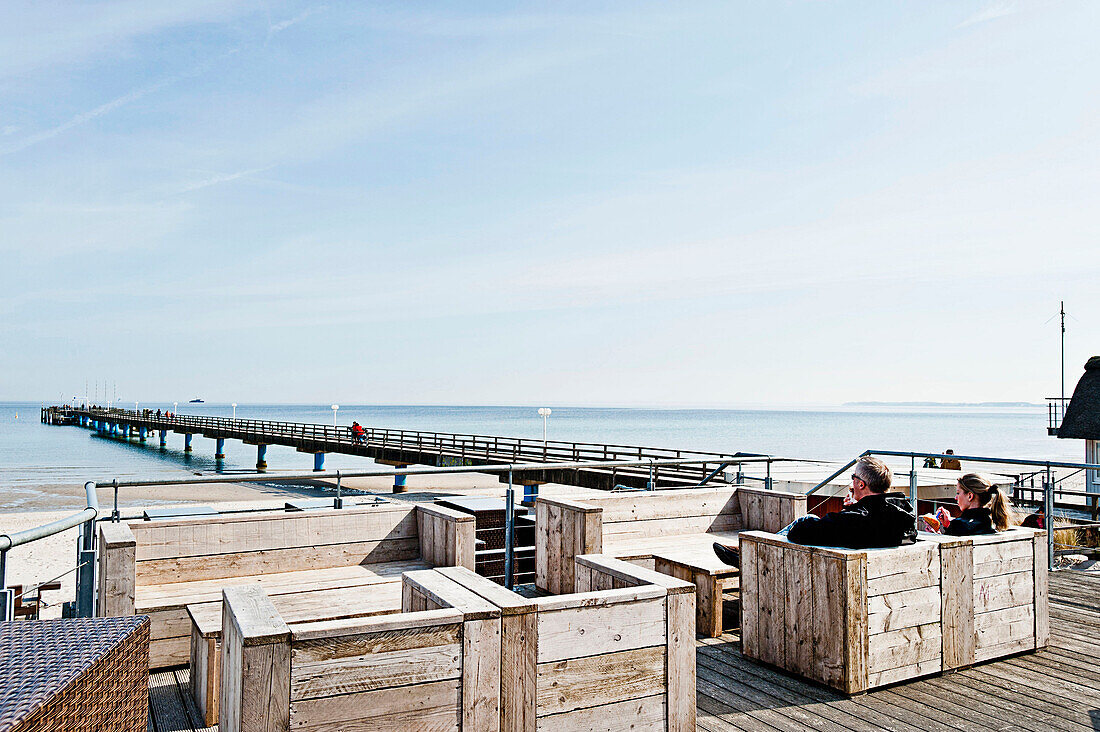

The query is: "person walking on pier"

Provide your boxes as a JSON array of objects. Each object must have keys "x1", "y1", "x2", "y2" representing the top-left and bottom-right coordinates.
[{"x1": 712, "y1": 456, "x2": 917, "y2": 566}]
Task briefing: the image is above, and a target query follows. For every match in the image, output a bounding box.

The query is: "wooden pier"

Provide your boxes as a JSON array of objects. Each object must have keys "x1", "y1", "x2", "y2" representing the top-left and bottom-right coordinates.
[
  {"x1": 45, "y1": 406, "x2": 752, "y2": 491},
  {"x1": 147, "y1": 569, "x2": 1100, "y2": 731}
]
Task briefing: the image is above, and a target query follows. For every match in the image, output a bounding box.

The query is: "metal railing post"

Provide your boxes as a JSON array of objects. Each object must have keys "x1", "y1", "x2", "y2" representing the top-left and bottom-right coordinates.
[
  {"x1": 112, "y1": 479, "x2": 119, "y2": 522},
  {"x1": 1045, "y1": 466, "x2": 1055, "y2": 570},
  {"x1": 0, "y1": 549, "x2": 11, "y2": 622},
  {"x1": 909, "y1": 456, "x2": 919, "y2": 531},
  {"x1": 504, "y1": 468, "x2": 515, "y2": 590},
  {"x1": 75, "y1": 516, "x2": 96, "y2": 617},
  {"x1": 335, "y1": 471, "x2": 343, "y2": 509},
  {"x1": 765, "y1": 460, "x2": 772, "y2": 491}
]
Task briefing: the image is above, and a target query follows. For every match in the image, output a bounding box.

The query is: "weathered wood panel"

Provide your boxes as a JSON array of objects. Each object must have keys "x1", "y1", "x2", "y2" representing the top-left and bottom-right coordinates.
[
  {"x1": 536, "y1": 597, "x2": 666, "y2": 663},
  {"x1": 288, "y1": 678, "x2": 461, "y2": 731},
  {"x1": 535, "y1": 645, "x2": 666, "y2": 717},
  {"x1": 534, "y1": 694, "x2": 666, "y2": 731}
]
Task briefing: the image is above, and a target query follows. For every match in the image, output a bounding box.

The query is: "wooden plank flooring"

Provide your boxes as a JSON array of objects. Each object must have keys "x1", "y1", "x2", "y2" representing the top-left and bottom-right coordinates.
[{"x1": 148, "y1": 569, "x2": 1100, "y2": 732}]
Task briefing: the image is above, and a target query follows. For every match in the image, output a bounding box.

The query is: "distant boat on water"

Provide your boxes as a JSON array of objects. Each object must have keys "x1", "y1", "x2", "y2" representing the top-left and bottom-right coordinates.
[{"x1": 188, "y1": 398, "x2": 204, "y2": 403}]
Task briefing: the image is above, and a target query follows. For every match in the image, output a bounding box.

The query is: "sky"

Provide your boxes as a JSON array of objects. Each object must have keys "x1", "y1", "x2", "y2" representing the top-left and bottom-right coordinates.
[{"x1": 2, "y1": 1, "x2": 1098, "y2": 408}]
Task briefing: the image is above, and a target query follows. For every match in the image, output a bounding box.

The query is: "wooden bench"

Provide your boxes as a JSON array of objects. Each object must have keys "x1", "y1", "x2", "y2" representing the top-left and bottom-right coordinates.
[
  {"x1": 536, "y1": 485, "x2": 806, "y2": 636},
  {"x1": 218, "y1": 569, "x2": 500, "y2": 731},
  {"x1": 738, "y1": 527, "x2": 1049, "y2": 694},
  {"x1": 97, "y1": 500, "x2": 475, "y2": 669}
]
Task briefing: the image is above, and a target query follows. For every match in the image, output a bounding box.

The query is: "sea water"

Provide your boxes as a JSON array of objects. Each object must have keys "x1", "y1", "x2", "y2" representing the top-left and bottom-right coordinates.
[{"x1": 0, "y1": 401, "x2": 1080, "y2": 509}]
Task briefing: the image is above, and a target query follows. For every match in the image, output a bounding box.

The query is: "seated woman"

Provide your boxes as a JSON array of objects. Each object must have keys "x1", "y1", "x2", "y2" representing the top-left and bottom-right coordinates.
[{"x1": 925, "y1": 473, "x2": 1012, "y2": 535}]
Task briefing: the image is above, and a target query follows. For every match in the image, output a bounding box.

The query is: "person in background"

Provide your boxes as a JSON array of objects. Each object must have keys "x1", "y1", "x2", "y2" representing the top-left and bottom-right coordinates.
[
  {"x1": 941, "y1": 449, "x2": 962, "y2": 470},
  {"x1": 712, "y1": 456, "x2": 916, "y2": 565},
  {"x1": 350, "y1": 421, "x2": 366, "y2": 443},
  {"x1": 925, "y1": 473, "x2": 1013, "y2": 536},
  {"x1": 923, "y1": 455, "x2": 939, "y2": 469}
]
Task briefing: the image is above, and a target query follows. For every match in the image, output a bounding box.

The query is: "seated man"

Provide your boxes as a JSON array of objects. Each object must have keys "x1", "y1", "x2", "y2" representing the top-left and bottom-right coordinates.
[{"x1": 713, "y1": 456, "x2": 917, "y2": 566}]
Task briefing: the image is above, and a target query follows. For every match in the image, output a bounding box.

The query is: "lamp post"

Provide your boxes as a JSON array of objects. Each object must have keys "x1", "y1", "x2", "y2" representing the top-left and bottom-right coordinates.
[
  {"x1": 231, "y1": 403, "x2": 237, "y2": 420},
  {"x1": 134, "y1": 401, "x2": 139, "y2": 413},
  {"x1": 332, "y1": 404, "x2": 339, "y2": 427},
  {"x1": 538, "y1": 408, "x2": 552, "y2": 444},
  {"x1": 173, "y1": 402, "x2": 178, "y2": 417}
]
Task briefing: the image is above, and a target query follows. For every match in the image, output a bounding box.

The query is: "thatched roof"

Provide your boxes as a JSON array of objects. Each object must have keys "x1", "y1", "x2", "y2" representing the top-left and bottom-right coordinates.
[{"x1": 1058, "y1": 356, "x2": 1100, "y2": 439}]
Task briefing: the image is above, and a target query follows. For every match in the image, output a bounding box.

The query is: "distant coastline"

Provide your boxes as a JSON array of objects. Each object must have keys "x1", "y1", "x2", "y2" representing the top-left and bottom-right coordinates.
[{"x1": 844, "y1": 401, "x2": 1041, "y2": 408}]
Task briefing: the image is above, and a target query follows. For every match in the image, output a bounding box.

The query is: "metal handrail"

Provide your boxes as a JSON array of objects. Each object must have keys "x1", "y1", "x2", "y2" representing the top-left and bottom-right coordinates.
[
  {"x1": 806, "y1": 450, "x2": 1100, "y2": 495},
  {"x1": 0, "y1": 481, "x2": 98, "y2": 552},
  {"x1": 0, "y1": 481, "x2": 98, "y2": 620}
]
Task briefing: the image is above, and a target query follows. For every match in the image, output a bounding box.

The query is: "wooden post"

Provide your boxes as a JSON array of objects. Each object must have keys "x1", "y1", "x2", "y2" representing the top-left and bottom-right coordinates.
[
  {"x1": 940, "y1": 538, "x2": 975, "y2": 670},
  {"x1": 666, "y1": 586, "x2": 696, "y2": 732},
  {"x1": 416, "y1": 504, "x2": 476, "y2": 570},
  {"x1": 1033, "y1": 532, "x2": 1049, "y2": 648},
  {"x1": 219, "y1": 586, "x2": 291, "y2": 732},
  {"x1": 97, "y1": 522, "x2": 136, "y2": 617},
  {"x1": 534, "y1": 497, "x2": 602, "y2": 594}
]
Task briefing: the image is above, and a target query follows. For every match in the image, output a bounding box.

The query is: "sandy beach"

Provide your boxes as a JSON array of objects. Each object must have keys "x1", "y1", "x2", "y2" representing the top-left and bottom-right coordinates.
[{"x1": 0, "y1": 471, "x2": 605, "y2": 618}]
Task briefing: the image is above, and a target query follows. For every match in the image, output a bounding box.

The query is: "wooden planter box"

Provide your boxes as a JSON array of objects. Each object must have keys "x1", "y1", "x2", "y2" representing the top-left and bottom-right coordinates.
[{"x1": 738, "y1": 528, "x2": 1048, "y2": 694}]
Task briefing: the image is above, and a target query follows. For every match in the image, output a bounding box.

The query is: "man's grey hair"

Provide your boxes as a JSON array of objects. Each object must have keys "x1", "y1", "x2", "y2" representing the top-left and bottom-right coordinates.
[{"x1": 854, "y1": 456, "x2": 892, "y2": 494}]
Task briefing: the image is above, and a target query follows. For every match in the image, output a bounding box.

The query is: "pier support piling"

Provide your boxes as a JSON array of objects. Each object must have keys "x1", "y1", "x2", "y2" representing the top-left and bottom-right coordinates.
[
  {"x1": 313, "y1": 452, "x2": 325, "y2": 472},
  {"x1": 215, "y1": 438, "x2": 226, "y2": 461},
  {"x1": 256, "y1": 444, "x2": 268, "y2": 471},
  {"x1": 139, "y1": 427, "x2": 146, "y2": 442},
  {"x1": 393, "y1": 465, "x2": 407, "y2": 493},
  {"x1": 184, "y1": 434, "x2": 193, "y2": 453},
  {"x1": 159, "y1": 430, "x2": 167, "y2": 447}
]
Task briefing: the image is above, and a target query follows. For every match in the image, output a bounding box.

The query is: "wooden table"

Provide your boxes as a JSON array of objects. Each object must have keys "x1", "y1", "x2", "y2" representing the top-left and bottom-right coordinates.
[{"x1": 654, "y1": 549, "x2": 740, "y2": 637}]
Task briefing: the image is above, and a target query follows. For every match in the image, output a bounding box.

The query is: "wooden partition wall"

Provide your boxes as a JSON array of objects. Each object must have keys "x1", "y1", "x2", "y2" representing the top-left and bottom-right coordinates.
[
  {"x1": 535, "y1": 486, "x2": 807, "y2": 595},
  {"x1": 739, "y1": 528, "x2": 1048, "y2": 694},
  {"x1": 98, "y1": 502, "x2": 476, "y2": 668}
]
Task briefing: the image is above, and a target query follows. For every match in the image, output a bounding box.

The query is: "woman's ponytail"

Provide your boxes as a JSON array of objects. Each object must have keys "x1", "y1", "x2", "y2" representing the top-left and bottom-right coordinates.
[
  {"x1": 987, "y1": 486, "x2": 1012, "y2": 531},
  {"x1": 958, "y1": 473, "x2": 1014, "y2": 531}
]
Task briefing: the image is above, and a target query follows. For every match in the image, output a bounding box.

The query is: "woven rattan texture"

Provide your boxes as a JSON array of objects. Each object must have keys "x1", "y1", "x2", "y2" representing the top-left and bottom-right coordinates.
[{"x1": 0, "y1": 616, "x2": 149, "y2": 732}]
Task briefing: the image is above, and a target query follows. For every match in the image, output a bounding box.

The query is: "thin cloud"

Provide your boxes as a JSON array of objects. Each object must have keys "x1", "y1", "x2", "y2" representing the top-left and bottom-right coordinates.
[
  {"x1": 174, "y1": 166, "x2": 274, "y2": 193},
  {"x1": 956, "y1": 2, "x2": 1021, "y2": 29},
  {"x1": 268, "y1": 6, "x2": 325, "y2": 37},
  {"x1": 1, "y1": 48, "x2": 238, "y2": 156}
]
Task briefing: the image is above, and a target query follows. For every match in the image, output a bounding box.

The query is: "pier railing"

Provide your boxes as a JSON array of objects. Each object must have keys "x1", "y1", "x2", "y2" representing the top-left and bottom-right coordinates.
[{"x1": 52, "y1": 406, "x2": 776, "y2": 489}]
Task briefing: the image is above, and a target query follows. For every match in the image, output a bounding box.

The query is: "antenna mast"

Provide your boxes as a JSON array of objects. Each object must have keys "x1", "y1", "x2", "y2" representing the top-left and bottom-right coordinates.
[{"x1": 1061, "y1": 300, "x2": 1066, "y2": 402}]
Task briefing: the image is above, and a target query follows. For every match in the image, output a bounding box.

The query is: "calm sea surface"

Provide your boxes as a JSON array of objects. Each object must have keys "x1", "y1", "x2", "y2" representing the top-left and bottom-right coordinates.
[{"x1": 0, "y1": 401, "x2": 1080, "y2": 508}]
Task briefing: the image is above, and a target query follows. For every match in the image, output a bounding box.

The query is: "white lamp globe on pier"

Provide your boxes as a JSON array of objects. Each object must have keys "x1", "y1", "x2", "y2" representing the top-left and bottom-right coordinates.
[
  {"x1": 232, "y1": 403, "x2": 237, "y2": 420},
  {"x1": 538, "y1": 408, "x2": 552, "y2": 443},
  {"x1": 173, "y1": 402, "x2": 178, "y2": 416},
  {"x1": 332, "y1": 404, "x2": 339, "y2": 427}
]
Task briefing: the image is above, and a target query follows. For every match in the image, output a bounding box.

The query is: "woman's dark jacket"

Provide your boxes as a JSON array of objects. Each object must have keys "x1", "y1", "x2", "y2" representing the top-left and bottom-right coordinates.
[
  {"x1": 786, "y1": 492, "x2": 917, "y2": 549},
  {"x1": 944, "y1": 507, "x2": 995, "y2": 536}
]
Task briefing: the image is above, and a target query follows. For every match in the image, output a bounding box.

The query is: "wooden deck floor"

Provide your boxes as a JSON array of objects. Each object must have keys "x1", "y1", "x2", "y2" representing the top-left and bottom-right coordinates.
[{"x1": 148, "y1": 570, "x2": 1100, "y2": 732}]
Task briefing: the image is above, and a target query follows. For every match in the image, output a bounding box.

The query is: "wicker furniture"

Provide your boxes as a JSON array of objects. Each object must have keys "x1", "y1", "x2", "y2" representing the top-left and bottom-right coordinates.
[{"x1": 0, "y1": 616, "x2": 150, "y2": 732}]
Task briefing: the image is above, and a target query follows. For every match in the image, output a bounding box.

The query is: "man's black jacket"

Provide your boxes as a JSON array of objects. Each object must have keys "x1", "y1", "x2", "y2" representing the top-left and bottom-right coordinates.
[{"x1": 786, "y1": 492, "x2": 917, "y2": 549}]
